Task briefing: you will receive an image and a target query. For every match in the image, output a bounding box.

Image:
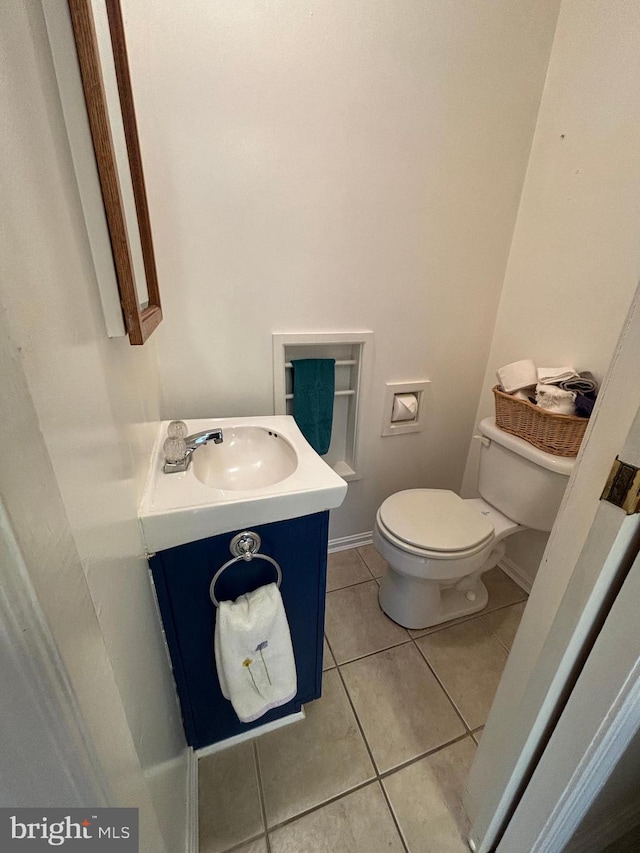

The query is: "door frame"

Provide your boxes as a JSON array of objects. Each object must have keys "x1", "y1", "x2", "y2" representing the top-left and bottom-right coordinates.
[
  {"x1": 0, "y1": 500, "x2": 109, "y2": 806},
  {"x1": 499, "y1": 544, "x2": 640, "y2": 850}
]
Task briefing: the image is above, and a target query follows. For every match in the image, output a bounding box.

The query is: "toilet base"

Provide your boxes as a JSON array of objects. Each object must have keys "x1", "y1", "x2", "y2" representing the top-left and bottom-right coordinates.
[{"x1": 378, "y1": 569, "x2": 489, "y2": 630}]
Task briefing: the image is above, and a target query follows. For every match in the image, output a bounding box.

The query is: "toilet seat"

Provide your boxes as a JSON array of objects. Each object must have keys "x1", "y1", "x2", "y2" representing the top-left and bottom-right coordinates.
[{"x1": 377, "y1": 489, "x2": 495, "y2": 559}]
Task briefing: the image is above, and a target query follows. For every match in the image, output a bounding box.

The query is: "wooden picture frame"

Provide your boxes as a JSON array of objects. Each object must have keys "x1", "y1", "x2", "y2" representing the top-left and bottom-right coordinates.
[{"x1": 68, "y1": 0, "x2": 162, "y2": 345}]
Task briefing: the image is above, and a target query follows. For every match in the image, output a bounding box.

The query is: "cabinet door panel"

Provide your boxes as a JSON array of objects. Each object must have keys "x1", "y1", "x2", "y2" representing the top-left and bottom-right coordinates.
[{"x1": 151, "y1": 512, "x2": 328, "y2": 748}]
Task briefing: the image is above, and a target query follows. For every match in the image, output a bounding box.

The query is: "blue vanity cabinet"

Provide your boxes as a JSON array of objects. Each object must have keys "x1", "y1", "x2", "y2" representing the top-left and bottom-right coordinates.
[{"x1": 149, "y1": 511, "x2": 329, "y2": 749}]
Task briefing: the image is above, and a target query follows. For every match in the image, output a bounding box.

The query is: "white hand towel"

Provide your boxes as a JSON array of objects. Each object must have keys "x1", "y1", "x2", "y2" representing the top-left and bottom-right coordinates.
[
  {"x1": 535, "y1": 383, "x2": 576, "y2": 416},
  {"x1": 537, "y1": 366, "x2": 580, "y2": 385},
  {"x1": 496, "y1": 360, "x2": 537, "y2": 393},
  {"x1": 214, "y1": 583, "x2": 297, "y2": 724}
]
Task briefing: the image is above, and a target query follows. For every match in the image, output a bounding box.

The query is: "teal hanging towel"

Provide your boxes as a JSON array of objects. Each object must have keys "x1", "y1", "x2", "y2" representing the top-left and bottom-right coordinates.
[{"x1": 291, "y1": 358, "x2": 335, "y2": 456}]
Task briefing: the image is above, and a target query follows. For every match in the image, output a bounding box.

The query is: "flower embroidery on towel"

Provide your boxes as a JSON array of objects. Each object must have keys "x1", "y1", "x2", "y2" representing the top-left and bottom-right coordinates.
[
  {"x1": 242, "y1": 657, "x2": 258, "y2": 692},
  {"x1": 255, "y1": 640, "x2": 272, "y2": 685}
]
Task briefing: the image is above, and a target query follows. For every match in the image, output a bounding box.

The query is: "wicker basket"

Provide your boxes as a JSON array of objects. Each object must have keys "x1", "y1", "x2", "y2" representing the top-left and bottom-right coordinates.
[{"x1": 492, "y1": 386, "x2": 587, "y2": 457}]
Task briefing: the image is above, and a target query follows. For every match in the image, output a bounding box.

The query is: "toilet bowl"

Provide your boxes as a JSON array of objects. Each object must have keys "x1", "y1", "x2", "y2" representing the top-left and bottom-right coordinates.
[{"x1": 374, "y1": 417, "x2": 575, "y2": 630}]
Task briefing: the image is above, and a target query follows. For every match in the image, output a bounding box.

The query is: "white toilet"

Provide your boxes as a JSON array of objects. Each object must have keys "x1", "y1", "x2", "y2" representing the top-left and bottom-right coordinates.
[{"x1": 374, "y1": 417, "x2": 575, "y2": 629}]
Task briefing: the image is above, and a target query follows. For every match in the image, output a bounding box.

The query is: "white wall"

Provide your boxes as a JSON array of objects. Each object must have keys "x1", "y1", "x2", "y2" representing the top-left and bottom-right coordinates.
[
  {"x1": 0, "y1": 3, "x2": 187, "y2": 850},
  {"x1": 124, "y1": 0, "x2": 561, "y2": 538},
  {"x1": 461, "y1": 0, "x2": 640, "y2": 587},
  {"x1": 464, "y1": 0, "x2": 640, "y2": 841}
]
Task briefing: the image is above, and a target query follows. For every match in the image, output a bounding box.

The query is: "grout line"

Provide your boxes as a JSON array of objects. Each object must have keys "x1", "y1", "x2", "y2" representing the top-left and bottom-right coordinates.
[
  {"x1": 355, "y1": 551, "x2": 377, "y2": 578},
  {"x1": 326, "y1": 575, "x2": 380, "y2": 595},
  {"x1": 411, "y1": 637, "x2": 473, "y2": 734},
  {"x1": 265, "y1": 778, "x2": 377, "y2": 835},
  {"x1": 333, "y1": 660, "x2": 380, "y2": 774},
  {"x1": 378, "y1": 731, "x2": 474, "y2": 780},
  {"x1": 471, "y1": 727, "x2": 484, "y2": 746},
  {"x1": 359, "y1": 563, "x2": 382, "y2": 582},
  {"x1": 322, "y1": 633, "x2": 337, "y2": 671},
  {"x1": 326, "y1": 548, "x2": 374, "y2": 587},
  {"x1": 353, "y1": 545, "x2": 382, "y2": 580},
  {"x1": 491, "y1": 633, "x2": 513, "y2": 655},
  {"x1": 332, "y1": 661, "x2": 409, "y2": 853},
  {"x1": 221, "y1": 833, "x2": 267, "y2": 853},
  {"x1": 252, "y1": 740, "x2": 272, "y2": 853},
  {"x1": 477, "y1": 615, "x2": 521, "y2": 656},
  {"x1": 377, "y1": 779, "x2": 410, "y2": 853},
  {"x1": 407, "y1": 598, "x2": 527, "y2": 641},
  {"x1": 331, "y1": 637, "x2": 413, "y2": 668},
  {"x1": 323, "y1": 632, "x2": 336, "y2": 657}
]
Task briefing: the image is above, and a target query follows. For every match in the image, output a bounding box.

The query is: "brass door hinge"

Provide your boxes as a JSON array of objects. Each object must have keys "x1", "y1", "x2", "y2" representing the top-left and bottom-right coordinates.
[{"x1": 601, "y1": 457, "x2": 640, "y2": 514}]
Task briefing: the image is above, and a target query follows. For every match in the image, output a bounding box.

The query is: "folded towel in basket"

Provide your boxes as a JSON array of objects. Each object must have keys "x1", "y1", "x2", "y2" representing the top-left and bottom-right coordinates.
[
  {"x1": 575, "y1": 394, "x2": 596, "y2": 418},
  {"x1": 537, "y1": 366, "x2": 580, "y2": 385},
  {"x1": 214, "y1": 583, "x2": 297, "y2": 724},
  {"x1": 535, "y1": 383, "x2": 576, "y2": 416},
  {"x1": 557, "y1": 371, "x2": 598, "y2": 397}
]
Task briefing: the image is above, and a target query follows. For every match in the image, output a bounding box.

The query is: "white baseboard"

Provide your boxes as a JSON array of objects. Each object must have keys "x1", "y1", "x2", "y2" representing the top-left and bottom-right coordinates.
[
  {"x1": 499, "y1": 556, "x2": 533, "y2": 594},
  {"x1": 328, "y1": 531, "x2": 373, "y2": 552},
  {"x1": 185, "y1": 748, "x2": 198, "y2": 853},
  {"x1": 195, "y1": 708, "x2": 305, "y2": 759}
]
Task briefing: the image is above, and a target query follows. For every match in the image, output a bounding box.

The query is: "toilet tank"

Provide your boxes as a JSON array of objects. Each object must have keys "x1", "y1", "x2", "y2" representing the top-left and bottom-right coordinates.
[{"x1": 477, "y1": 417, "x2": 576, "y2": 532}]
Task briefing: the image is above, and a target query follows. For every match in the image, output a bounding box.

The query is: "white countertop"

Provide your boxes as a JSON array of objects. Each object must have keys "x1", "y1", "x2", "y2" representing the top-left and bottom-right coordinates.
[{"x1": 139, "y1": 415, "x2": 348, "y2": 552}]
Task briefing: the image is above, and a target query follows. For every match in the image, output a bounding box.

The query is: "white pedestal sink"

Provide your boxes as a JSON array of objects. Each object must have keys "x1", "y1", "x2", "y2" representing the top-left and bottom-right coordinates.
[{"x1": 139, "y1": 416, "x2": 348, "y2": 552}]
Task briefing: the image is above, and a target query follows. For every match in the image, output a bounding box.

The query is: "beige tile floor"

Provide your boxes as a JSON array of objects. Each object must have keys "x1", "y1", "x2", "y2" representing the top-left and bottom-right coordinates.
[{"x1": 199, "y1": 547, "x2": 527, "y2": 853}]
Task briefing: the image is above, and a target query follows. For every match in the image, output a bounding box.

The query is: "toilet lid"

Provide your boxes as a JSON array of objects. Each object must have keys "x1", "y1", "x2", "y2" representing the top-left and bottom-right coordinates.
[{"x1": 378, "y1": 489, "x2": 494, "y2": 553}]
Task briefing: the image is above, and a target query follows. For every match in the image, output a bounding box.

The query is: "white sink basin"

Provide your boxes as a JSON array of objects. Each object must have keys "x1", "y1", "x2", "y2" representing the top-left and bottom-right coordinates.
[
  {"x1": 191, "y1": 425, "x2": 298, "y2": 491},
  {"x1": 139, "y1": 416, "x2": 348, "y2": 552}
]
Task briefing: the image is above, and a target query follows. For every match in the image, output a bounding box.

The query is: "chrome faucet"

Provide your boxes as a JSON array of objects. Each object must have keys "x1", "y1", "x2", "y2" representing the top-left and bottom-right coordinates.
[{"x1": 163, "y1": 422, "x2": 224, "y2": 473}]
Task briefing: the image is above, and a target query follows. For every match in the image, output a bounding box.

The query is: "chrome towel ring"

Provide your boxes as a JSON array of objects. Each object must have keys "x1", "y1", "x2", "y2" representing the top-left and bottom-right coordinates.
[{"x1": 209, "y1": 531, "x2": 283, "y2": 608}]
